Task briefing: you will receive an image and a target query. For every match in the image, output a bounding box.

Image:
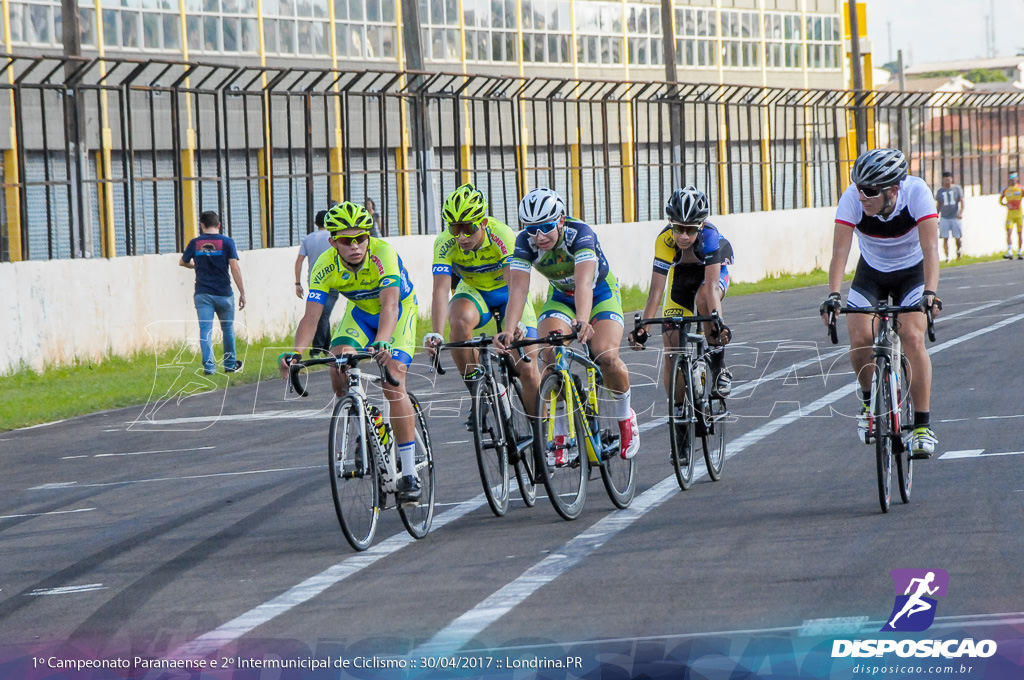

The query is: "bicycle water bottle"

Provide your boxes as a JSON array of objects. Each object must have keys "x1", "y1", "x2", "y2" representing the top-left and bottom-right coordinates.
[
  {"x1": 495, "y1": 381, "x2": 512, "y2": 419},
  {"x1": 692, "y1": 359, "x2": 708, "y2": 399},
  {"x1": 370, "y1": 406, "x2": 389, "y2": 447}
]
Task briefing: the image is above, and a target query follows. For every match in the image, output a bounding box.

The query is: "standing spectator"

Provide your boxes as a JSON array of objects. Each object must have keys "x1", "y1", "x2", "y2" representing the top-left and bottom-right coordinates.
[
  {"x1": 934, "y1": 170, "x2": 964, "y2": 261},
  {"x1": 364, "y1": 196, "x2": 383, "y2": 237},
  {"x1": 294, "y1": 209, "x2": 338, "y2": 356},
  {"x1": 179, "y1": 210, "x2": 246, "y2": 375},
  {"x1": 999, "y1": 171, "x2": 1023, "y2": 259}
]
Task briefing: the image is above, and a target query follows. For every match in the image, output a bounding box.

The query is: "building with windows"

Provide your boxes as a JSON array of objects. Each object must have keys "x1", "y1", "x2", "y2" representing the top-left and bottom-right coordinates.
[{"x1": 6, "y1": 0, "x2": 847, "y2": 90}]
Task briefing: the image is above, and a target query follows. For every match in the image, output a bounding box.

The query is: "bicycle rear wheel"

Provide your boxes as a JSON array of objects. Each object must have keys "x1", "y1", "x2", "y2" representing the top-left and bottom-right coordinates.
[
  {"x1": 508, "y1": 376, "x2": 538, "y2": 507},
  {"x1": 668, "y1": 355, "x2": 696, "y2": 490},
  {"x1": 701, "y1": 395, "x2": 728, "y2": 481},
  {"x1": 873, "y1": 357, "x2": 894, "y2": 513},
  {"x1": 593, "y1": 376, "x2": 636, "y2": 509},
  {"x1": 472, "y1": 375, "x2": 510, "y2": 517},
  {"x1": 534, "y1": 371, "x2": 587, "y2": 520},
  {"x1": 328, "y1": 396, "x2": 380, "y2": 551},
  {"x1": 895, "y1": 354, "x2": 913, "y2": 504},
  {"x1": 398, "y1": 394, "x2": 436, "y2": 538}
]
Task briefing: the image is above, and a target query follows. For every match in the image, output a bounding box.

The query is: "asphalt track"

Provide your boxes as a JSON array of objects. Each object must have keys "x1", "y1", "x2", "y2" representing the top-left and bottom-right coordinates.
[{"x1": 1, "y1": 260, "x2": 1023, "y2": 678}]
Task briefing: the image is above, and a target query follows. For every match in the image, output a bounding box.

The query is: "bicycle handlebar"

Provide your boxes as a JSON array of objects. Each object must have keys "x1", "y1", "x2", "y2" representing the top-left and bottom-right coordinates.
[
  {"x1": 431, "y1": 333, "x2": 532, "y2": 376},
  {"x1": 632, "y1": 310, "x2": 725, "y2": 348},
  {"x1": 826, "y1": 303, "x2": 936, "y2": 345},
  {"x1": 288, "y1": 352, "x2": 400, "y2": 397}
]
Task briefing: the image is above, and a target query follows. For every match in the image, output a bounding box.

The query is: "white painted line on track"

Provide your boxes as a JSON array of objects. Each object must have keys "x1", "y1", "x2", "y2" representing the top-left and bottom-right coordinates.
[
  {"x1": 413, "y1": 310, "x2": 1024, "y2": 655},
  {"x1": 941, "y1": 449, "x2": 1024, "y2": 459},
  {"x1": 28, "y1": 465, "x2": 321, "y2": 491},
  {"x1": 65, "y1": 445, "x2": 217, "y2": 460},
  {"x1": 29, "y1": 584, "x2": 106, "y2": 596},
  {"x1": 0, "y1": 507, "x2": 95, "y2": 520},
  {"x1": 978, "y1": 414, "x2": 1024, "y2": 420}
]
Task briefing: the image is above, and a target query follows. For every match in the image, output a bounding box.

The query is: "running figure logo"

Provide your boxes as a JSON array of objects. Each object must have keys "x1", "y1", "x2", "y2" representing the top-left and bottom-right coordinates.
[{"x1": 881, "y1": 568, "x2": 949, "y2": 632}]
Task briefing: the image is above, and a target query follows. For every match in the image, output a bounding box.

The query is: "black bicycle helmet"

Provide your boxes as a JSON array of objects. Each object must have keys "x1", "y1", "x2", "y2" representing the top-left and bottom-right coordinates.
[
  {"x1": 850, "y1": 148, "x2": 908, "y2": 188},
  {"x1": 666, "y1": 186, "x2": 710, "y2": 224}
]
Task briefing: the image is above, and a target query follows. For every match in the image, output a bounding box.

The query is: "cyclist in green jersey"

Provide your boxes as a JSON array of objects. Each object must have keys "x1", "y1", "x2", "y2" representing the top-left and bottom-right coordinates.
[
  {"x1": 424, "y1": 183, "x2": 541, "y2": 410},
  {"x1": 281, "y1": 201, "x2": 422, "y2": 503}
]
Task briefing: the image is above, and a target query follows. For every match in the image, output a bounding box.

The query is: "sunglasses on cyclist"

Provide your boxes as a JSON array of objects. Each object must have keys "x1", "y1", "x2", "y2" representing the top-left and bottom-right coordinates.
[
  {"x1": 856, "y1": 185, "x2": 886, "y2": 198},
  {"x1": 331, "y1": 233, "x2": 370, "y2": 246},
  {"x1": 447, "y1": 221, "x2": 481, "y2": 237},
  {"x1": 524, "y1": 221, "x2": 559, "y2": 236},
  {"x1": 670, "y1": 222, "x2": 702, "y2": 236}
]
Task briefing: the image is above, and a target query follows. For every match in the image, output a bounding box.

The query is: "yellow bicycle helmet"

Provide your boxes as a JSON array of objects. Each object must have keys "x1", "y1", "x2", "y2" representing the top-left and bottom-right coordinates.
[
  {"x1": 442, "y1": 183, "x2": 488, "y2": 225},
  {"x1": 324, "y1": 201, "x2": 374, "y2": 233}
]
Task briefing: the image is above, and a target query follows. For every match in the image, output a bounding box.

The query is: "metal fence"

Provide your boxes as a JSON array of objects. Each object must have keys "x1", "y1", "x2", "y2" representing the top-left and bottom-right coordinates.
[{"x1": 3, "y1": 52, "x2": 1024, "y2": 262}]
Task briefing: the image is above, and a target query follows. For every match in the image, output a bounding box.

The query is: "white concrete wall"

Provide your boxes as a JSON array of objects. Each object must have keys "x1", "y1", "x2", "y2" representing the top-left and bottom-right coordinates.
[{"x1": 0, "y1": 195, "x2": 1009, "y2": 375}]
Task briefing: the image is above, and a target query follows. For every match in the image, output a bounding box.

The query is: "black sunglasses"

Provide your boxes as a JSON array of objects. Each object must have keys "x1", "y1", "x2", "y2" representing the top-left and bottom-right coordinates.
[
  {"x1": 670, "y1": 222, "x2": 702, "y2": 236},
  {"x1": 857, "y1": 185, "x2": 885, "y2": 198}
]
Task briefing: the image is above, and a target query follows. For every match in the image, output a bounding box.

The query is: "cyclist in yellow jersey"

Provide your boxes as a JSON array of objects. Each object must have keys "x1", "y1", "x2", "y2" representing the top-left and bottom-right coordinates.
[
  {"x1": 281, "y1": 201, "x2": 422, "y2": 504},
  {"x1": 424, "y1": 183, "x2": 541, "y2": 410},
  {"x1": 999, "y1": 171, "x2": 1024, "y2": 259},
  {"x1": 630, "y1": 186, "x2": 734, "y2": 397}
]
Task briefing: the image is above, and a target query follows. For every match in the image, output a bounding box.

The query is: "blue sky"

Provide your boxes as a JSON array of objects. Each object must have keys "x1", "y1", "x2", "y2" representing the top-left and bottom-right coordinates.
[{"x1": 863, "y1": 0, "x2": 1024, "y2": 66}]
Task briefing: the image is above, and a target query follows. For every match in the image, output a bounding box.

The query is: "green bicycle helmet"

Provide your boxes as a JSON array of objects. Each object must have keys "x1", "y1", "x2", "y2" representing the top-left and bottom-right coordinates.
[
  {"x1": 324, "y1": 201, "x2": 374, "y2": 233},
  {"x1": 442, "y1": 183, "x2": 488, "y2": 224}
]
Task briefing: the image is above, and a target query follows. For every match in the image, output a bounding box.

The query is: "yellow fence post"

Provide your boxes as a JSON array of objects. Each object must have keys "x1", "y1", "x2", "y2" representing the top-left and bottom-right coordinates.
[
  {"x1": 3, "y1": 130, "x2": 21, "y2": 261},
  {"x1": 96, "y1": 127, "x2": 117, "y2": 257},
  {"x1": 257, "y1": 145, "x2": 269, "y2": 246},
  {"x1": 621, "y1": 139, "x2": 635, "y2": 222},
  {"x1": 570, "y1": 143, "x2": 583, "y2": 218},
  {"x1": 181, "y1": 129, "x2": 199, "y2": 243},
  {"x1": 329, "y1": 125, "x2": 344, "y2": 202}
]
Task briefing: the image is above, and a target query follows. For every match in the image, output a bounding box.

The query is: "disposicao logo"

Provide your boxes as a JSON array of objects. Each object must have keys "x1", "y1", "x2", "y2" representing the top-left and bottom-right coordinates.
[
  {"x1": 831, "y1": 568, "x2": 998, "y2": 660},
  {"x1": 881, "y1": 568, "x2": 948, "y2": 632}
]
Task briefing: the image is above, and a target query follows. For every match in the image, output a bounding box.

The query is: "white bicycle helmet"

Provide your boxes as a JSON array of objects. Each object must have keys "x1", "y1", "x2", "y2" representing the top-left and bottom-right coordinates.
[
  {"x1": 850, "y1": 148, "x2": 908, "y2": 188},
  {"x1": 518, "y1": 187, "x2": 566, "y2": 225},
  {"x1": 666, "y1": 186, "x2": 710, "y2": 224}
]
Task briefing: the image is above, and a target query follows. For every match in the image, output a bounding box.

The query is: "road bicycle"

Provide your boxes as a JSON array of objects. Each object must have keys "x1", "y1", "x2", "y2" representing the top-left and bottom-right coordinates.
[
  {"x1": 525, "y1": 327, "x2": 637, "y2": 520},
  {"x1": 433, "y1": 333, "x2": 540, "y2": 516},
  {"x1": 632, "y1": 311, "x2": 730, "y2": 490},
  {"x1": 289, "y1": 352, "x2": 435, "y2": 550},
  {"x1": 827, "y1": 302, "x2": 935, "y2": 513}
]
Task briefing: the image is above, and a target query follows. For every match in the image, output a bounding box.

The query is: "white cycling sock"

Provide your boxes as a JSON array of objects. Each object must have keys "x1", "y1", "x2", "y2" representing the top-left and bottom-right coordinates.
[
  {"x1": 398, "y1": 441, "x2": 416, "y2": 477},
  {"x1": 610, "y1": 389, "x2": 631, "y2": 421}
]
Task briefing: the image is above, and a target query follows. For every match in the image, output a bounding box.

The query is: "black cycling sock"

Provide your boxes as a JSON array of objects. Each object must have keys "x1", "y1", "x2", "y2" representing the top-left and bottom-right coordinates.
[
  {"x1": 708, "y1": 346, "x2": 725, "y2": 372},
  {"x1": 861, "y1": 389, "x2": 871, "y2": 407},
  {"x1": 914, "y1": 411, "x2": 930, "y2": 428}
]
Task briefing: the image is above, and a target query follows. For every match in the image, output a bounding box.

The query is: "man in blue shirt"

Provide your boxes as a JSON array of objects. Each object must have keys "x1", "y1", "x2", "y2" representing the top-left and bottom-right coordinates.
[{"x1": 179, "y1": 210, "x2": 247, "y2": 375}]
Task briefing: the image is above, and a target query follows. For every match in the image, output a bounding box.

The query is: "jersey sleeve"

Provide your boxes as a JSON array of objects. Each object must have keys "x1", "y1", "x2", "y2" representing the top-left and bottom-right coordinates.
[
  {"x1": 567, "y1": 224, "x2": 598, "y2": 265},
  {"x1": 510, "y1": 230, "x2": 535, "y2": 272},
  {"x1": 181, "y1": 239, "x2": 196, "y2": 264},
  {"x1": 489, "y1": 220, "x2": 517, "y2": 267},
  {"x1": 699, "y1": 225, "x2": 723, "y2": 265},
  {"x1": 652, "y1": 226, "x2": 676, "y2": 273},
  {"x1": 906, "y1": 178, "x2": 939, "y2": 222},
  {"x1": 224, "y1": 237, "x2": 239, "y2": 260},
  {"x1": 835, "y1": 184, "x2": 863, "y2": 226},
  {"x1": 306, "y1": 249, "x2": 336, "y2": 305},
  {"x1": 432, "y1": 232, "x2": 454, "y2": 277}
]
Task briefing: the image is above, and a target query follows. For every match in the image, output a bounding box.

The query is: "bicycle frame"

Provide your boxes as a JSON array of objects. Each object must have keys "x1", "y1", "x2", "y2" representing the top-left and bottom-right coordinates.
[{"x1": 546, "y1": 344, "x2": 613, "y2": 465}]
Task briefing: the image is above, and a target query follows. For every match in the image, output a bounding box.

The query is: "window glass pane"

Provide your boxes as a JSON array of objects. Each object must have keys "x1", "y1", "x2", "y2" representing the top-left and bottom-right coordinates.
[
  {"x1": 349, "y1": 0, "x2": 364, "y2": 21},
  {"x1": 366, "y1": 24, "x2": 379, "y2": 57},
  {"x1": 332, "y1": 0, "x2": 346, "y2": 20},
  {"x1": 143, "y1": 12, "x2": 160, "y2": 48},
  {"x1": 28, "y1": 4, "x2": 51, "y2": 43},
  {"x1": 103, "y1": 9, "x2": 118, "y2": 46},
  {"x1": 382, "y1": 0, "x2": 395, "y2": 23},
  {"x1": 263, "y1": 18, "x2": 277, "y2": 52},
  {"x1": 163, "y1": 14, "x2": 180, "y2": 49},
  {"x1": 202, "y1": 15, "x2": 218, "y2": 49},
  {"x1": 521, "y1": 0, "x2": 532, "y2": 29},
  {"x1": 223, "y1": 16, "x2": 238, "y2": 50},
  {"x1": 241, "y1": 18, "x2": 256, "y2": 50},
  {"x1": 280, "y1": 20, "x2": 296, "y2": 52},
  {"x1": 186, "y1": 14, "x2": 201, "y2": 50},
  {"x1": 80, "y1": 8, "x2": 97, "y2": 46}
]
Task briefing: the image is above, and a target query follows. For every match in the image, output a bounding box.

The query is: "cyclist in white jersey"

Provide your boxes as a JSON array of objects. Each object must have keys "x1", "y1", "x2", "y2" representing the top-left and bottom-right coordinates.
[{"x1": 819, "y1": 148, "x2": 943, "y2": 458}]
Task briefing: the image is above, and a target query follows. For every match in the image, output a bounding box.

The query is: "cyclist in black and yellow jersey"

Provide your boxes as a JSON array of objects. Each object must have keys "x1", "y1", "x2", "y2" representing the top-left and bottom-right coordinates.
[
  {"x1": 281, "y1": 201, "x2": 422, "y2": 504},
  {"x1": 630, "y1": 186, "x2": 734, "y2": 397},
  {"x1": 423, "y1": 183, "x2": 541, "y2": 410}
]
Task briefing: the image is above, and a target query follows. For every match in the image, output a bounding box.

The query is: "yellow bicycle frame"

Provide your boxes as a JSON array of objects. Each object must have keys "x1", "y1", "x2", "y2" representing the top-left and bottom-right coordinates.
[{"x1": 545, "y1": 345, "x2": 601, "y2": 464}]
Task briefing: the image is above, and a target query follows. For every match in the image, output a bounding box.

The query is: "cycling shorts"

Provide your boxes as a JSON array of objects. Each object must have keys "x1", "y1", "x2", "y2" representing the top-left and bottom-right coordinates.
[
  {"x1": 1007, "y1": 210, "x2": 1023, "y2": 230},
  {"x1": 538, "y1": 272, "x2": 623, "y2": 327},
  {"x1": 847, "y1": 257, "x2": 924, "y2": 309},
  {"x1": 331, "y1": 296, "x2": 418, "y2": 366},
  {"x1": 451, "y1": 279, "x2": 538, "y2": 337},
  {"x1": 662, "y1": 264, "x2": 730, "y2": 317}
]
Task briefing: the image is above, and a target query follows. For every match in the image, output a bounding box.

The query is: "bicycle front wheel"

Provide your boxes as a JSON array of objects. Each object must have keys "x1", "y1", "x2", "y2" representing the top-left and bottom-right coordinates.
[
  {"x1": 593, "y1": 376, "x2": 636, "y2": 509},
  {"x1": 668, "y1": 355, "x2": 696, "y2": 490},
  {"x1": 472, "y1": 375, "x2": 511, "y2": 517},
  {"x1": 508, "y1": 376, "x2": 538, "y2": 507},
  {"x1": 328, "y1": 396, "x2": 380, "y2": 551},
  {"x1": 873, "y1": 357, "x2": 894, "y2": 513},
  {"x1": 534, "y1": 371, "x2": 587, "y2": 520},
  {"x1": 398, "y1": 394, "x2": 436, "y2": 538},
  {"x1": 895, "y1": 354, "x2": 913, "y2": 504},
  {"x1": 701, "y1": 395, "x2": 728, "y2": 481}
]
